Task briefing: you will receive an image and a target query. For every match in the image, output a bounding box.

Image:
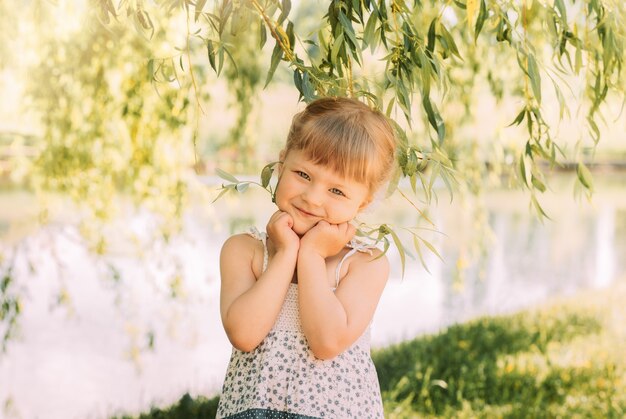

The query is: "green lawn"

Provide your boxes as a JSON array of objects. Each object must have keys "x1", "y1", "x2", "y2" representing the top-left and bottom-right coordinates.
[
  {"x1": 116, "y1": 280, "x2": 626, "y2": 419},
  {"x1": 374, "y1": 280, "x2": 626, "y2": 418}
]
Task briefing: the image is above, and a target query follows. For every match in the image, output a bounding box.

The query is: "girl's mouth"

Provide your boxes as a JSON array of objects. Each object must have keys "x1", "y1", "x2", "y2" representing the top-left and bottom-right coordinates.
[{"x1": 295, "y1": 206, "x2": 319, "y2": 218}]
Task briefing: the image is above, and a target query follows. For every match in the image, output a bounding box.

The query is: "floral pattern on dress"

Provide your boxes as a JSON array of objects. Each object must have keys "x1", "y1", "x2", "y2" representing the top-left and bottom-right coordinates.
[{"x1": 216, "y1": 229, "x2": 384, "y2": 419}]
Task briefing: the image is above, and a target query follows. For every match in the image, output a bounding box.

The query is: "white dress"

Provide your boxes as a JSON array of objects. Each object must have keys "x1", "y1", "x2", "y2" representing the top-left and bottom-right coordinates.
[{"x1": 216, "y1": 228, "x2": 384, "y2": 419}]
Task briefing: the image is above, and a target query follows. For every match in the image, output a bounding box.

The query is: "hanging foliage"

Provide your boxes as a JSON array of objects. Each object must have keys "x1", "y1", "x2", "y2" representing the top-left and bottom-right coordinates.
[{"x1": 98, "y1": 0, "x2": 625, "y2": 262}]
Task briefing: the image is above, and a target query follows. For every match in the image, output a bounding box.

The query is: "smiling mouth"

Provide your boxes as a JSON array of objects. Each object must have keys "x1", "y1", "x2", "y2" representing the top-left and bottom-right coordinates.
[{"x1": 295, "y1": 206, "x2": 319, "y2": 218}]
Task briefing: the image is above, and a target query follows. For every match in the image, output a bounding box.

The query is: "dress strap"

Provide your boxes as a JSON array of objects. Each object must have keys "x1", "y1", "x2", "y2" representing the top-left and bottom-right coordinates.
[
  {"x1": 334, "y1": 239, "x2": 374, "y2": 288},
  {"x1": 246, "y1": 227, "x2": 268, "y2": 273}
]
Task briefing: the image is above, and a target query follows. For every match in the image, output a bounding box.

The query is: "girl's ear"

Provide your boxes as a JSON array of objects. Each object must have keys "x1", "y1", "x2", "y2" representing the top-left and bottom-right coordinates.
[{"x1": 358, "y1": 195, "x2": 373, "y2": 211}]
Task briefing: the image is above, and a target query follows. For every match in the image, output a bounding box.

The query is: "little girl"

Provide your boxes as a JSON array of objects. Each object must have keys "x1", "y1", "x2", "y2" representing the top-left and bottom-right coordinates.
[{"x1": 216, "y1": 97, "x2": 397, "y2": 418}]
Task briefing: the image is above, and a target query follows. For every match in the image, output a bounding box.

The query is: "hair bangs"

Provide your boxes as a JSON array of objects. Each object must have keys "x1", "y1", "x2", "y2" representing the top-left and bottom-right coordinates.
[{"x1": 296, "y1": 116, "x2": 378, "y2": 186}]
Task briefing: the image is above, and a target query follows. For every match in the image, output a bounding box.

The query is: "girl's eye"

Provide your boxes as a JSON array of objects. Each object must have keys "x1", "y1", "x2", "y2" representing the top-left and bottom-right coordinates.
[
  {"x1": 296, "y1": 170, "x2": 310, "y2": 180},
  {"x1": 330, "y1": 188, "x2": 345, "y2": 197}
]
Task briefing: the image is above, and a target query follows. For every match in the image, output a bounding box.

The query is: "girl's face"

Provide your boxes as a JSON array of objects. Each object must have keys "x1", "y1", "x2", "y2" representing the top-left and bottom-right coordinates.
[{"x1": 274, "y1": 149, "x2": 371, "y2": 236}]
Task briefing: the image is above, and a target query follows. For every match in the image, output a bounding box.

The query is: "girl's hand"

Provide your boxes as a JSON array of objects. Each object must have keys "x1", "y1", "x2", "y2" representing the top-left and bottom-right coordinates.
[
  {"x1": 300, "y1": 220, "x2": 355, "y2": 259},
  {"x1": 266, "y1": 210, "x2": 300, "y2": 254}
]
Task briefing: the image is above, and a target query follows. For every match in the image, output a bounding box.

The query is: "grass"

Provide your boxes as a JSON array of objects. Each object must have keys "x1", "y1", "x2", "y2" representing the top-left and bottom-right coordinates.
[{"x1": 115, "y1": 280, "x2": 626, "y2": 419}]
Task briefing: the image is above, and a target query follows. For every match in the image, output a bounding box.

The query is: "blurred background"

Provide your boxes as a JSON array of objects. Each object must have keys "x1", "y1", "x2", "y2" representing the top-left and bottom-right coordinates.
[{"x1": 0, "y1": 0, "x2": 624, "y2": 418}]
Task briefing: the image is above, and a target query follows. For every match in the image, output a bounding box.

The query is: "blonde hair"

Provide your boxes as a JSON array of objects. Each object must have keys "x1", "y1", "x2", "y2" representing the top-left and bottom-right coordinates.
[{"x1": 283, "y1": 97, "x2": 396, "y2": 194}]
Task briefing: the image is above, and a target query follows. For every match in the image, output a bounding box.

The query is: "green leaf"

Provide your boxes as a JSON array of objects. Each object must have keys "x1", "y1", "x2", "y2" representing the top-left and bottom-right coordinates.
[
  {"x1": 439, "y1": 23, "x2": 461, "y2": 59},
  {"x1": 385, "y1": 97, "x2": 395, "y2": 117},
  {"x1": 527, "y1": 54, "x2": 541, "y2": 104},
  {"x1": 422, "y1": 96, "x2": 445, "y2": 143},
  {"x1": 222, "y1": 46, "x2": 238, "y2": 77},
  {"x1": 195, "y1": 0, "x2": 207, "y2": 22},
  {"x1": 441, "y1": 170, "x2": 456, "y2": 203},
  {"x1": 530, "y1": 194, "x2": 550, "y2": 220},
  {"x1": 147, "y1": 58, "x2": 154, "y2": 81},
  {"x1": 236, "y1": 183, "x2": 250, "y2": 193},
  {"x1": 531, "y1": 175, "x2": 546, "y2": 192},
  {"x1": 363, "y1": 11, "x2": 378, "y2": 52},
  {"x1": 576, "y1": 162, "x2": 594, "y2": 191},
  {"x1": 216, "y1": 168, "x2": 239, "y2": 183},
  {"x1": 555, "y1": 0, "x2": 567, "y2": 23},
  {"x1": 418, "y1": 172, "x2": 431, "y2": 202},
  {"x1": 553, "y1": 82, "x2": 569, "y2": 119},
  {"x1": 393, "y1": 121, "x2": 409, "y2": 149},
  {"x1": 397, "y1": 82, "x2": 412, "y2": 122},
  {"x1": 413, "y1": 235, "x2": 430, "y2": 274},
  {"x1": 293, "y1": 69, "x2": 303, "y2": 95},
  {"x1": 331, "y1": 32, "x2": 345, "y2": 64},
  {"x1": 588, "y1": 117, "x2": 600, "y2": 143},
  {"x1": 207, "y1": 41, "x2": 216, "y2": 72},
  {"x1": 259, "y1": 23, "x2": 267, "y2": 49},
  {"x1": 429, "y1": 164, "x2": 440, "y2": 203},
  {"x1": 519, "y1": 154, "x2": 529, "y2": 187},
  {"x1": 261, "y1": 164, "x2": 274, "y2": 189},
  {"x1": 212, "y1": 186, "x2": 233, "y2": 203},
  {"x1": 509, "y1": 108, "x2": 526, "y2": 126},
  {"x1": 265, "y1": 41, "x2": 284, "y2": 88},
  {"x1": 301, "y1": 71, "x2": 315, "y2": 101},
  {"x1": 338, "y1": 11, "x2": 358, "y2": 49},
  {"x1": 388, "y1": 228, "x2": 406, "y2": 278},
  {"x1": 218, "y1": 45, "x2": 225, "y2": 75},
  {"x1": 427, "y1": 18, "x2": 437, "y2": 53},
  {"x1": 286, "y1": 21, "x2": 295, "y2": 52},
  {"x1": 278, "y1": 0, "x2": 291, "y2": 24},
  {"x1": 420, "y1": 236, "x2": 443, "y2": 262},
  {"x1": 475, "y1": 0, "x2": 487, "y2": 42}
]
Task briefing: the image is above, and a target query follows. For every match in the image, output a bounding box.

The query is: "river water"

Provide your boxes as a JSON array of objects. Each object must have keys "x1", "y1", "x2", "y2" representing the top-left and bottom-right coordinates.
[{"x1": 1, "y1": 173, "x2": 625, "y2": 419}]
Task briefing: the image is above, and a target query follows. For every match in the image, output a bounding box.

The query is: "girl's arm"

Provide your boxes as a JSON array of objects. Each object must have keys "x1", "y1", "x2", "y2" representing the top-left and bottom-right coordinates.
[
  {"x1": 297, "y1": 221, "x2": 389, "y2": 360},
  {"x1": 220, "y1": 212, "x2": 299, "y2": 352}
]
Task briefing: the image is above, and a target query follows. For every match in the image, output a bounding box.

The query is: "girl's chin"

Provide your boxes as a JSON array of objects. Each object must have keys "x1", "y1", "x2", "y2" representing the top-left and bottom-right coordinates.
[{"x1": 291, "y1": 222, "x2": 314, "y2": 237}]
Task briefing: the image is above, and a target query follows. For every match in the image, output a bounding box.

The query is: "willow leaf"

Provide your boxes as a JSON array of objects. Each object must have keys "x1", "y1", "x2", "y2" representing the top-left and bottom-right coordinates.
[
  {"x1": 212, "y1": 185, "x2": 233, "y2": 203},
  {"x1": 195, "y1": 0, "x2": 207, "y2": 22},
  {"x1": 264, "y1": 41, "x2": 283, "y2": 88},
  {"x1": 207, "y1": 41, "x2": 216, "y2": 72},
  {"x1": 531, "y1": 175, "x2": 546, "y2": 193},
  {"x1": 388, "y1": 228, "x2": 406, "y2": 278},
  {"x1": 413, "y1": 234, "x2": 430, "y2": 274},
  {"x1": 531, "y1": 194, "x2": 550, "y2": 220},
  {"x1": 440, "y1": 23, "x2": 461, "y2": 59},
  {"x1": 475, "y1": 0, "x2": 487, "y2": 42},
  {"x1": 216, "y1": 168, "x2": 239, "y2": 183},
  {"x1": 259, "y1": 23, "x2": 267, "y2": 49},
  {"x1": 527, "y1": 54, "x2": 542, "y2": 104},
  {"x1": 576, "y1": 163, "x2": 594, "y2": 191},
  {"x1": 331, "y1": 32, "x2": 345, "y2": 65},
  {"x1": 363, "y1": 11, "x2": 378, "y2": 52},
  {"x1": 419, "y1": 236, "x2": 443, "y2": 262}
]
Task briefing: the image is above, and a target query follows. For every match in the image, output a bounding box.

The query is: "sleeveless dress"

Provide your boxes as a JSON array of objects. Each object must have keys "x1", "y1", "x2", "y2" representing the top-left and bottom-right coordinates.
[{"x1": 216, "y1": 228, "x2": 385, "y2": 419}]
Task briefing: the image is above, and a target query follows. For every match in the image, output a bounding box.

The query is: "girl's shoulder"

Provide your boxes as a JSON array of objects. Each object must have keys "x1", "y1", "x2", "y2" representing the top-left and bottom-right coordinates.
[
  {"x1": 345, "y1": 245, "x2": 387, "y2": 266},
  {"x1": 221, "y1": 230, "x2": 264, "y2": 255},
  {"x1": 220, "y1": 230, "x2": 267, "y2": 278},
  {"x1": 336, "y1": 239, "x2": 388, "y2": 280}
]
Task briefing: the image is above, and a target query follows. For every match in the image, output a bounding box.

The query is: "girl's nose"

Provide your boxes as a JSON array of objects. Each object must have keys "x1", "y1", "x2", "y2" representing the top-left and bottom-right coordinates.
[{"x1": 302, "y1": 184, "x2": 324, "y2": 207}]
